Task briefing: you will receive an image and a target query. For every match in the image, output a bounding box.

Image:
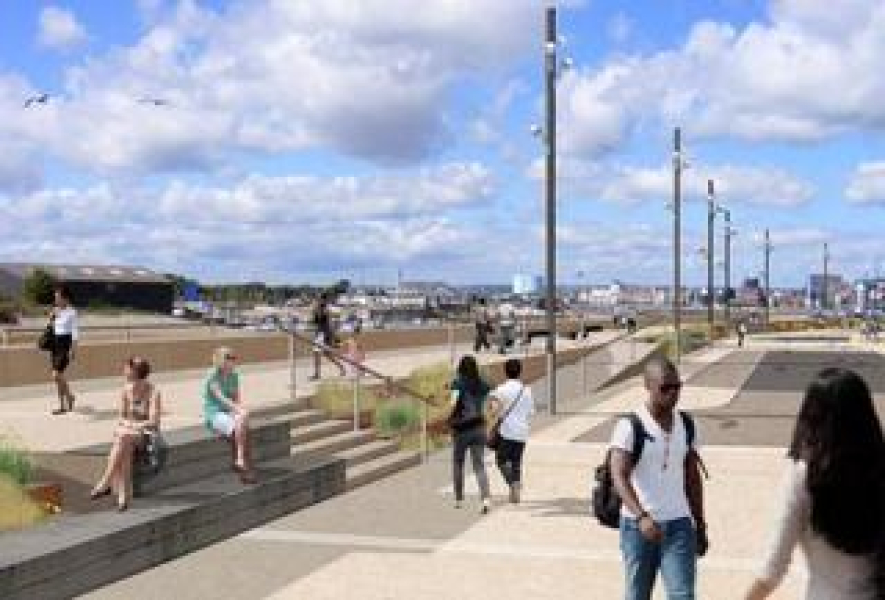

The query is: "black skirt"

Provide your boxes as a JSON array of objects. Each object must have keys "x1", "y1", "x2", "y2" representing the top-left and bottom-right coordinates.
[{"x1": 50, "y1": 334, "x2": 73, "y2": 372}]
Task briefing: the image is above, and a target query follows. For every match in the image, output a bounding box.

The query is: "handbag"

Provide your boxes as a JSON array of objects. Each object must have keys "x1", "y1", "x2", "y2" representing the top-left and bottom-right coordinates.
[
  {"x1": 487, "y1": 386, "x2": 524, "y2": 451},
  {"x1": 135, "y1": 429, "x2": 168, "y2": 478},
  {"x1": 37, "y1": 321, "x2": 55, "y2": 351}
]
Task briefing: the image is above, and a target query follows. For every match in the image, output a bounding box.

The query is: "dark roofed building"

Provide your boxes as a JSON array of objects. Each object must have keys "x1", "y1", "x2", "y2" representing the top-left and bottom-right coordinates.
[{"x1": 0, "y1": 263, "x2": 174, "y2": 313}]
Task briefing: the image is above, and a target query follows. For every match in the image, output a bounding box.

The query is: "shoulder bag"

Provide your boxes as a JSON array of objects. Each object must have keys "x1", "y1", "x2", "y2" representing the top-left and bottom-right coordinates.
[{"x1": 486, "y1": 386, "x2": 524, "y2": 451}]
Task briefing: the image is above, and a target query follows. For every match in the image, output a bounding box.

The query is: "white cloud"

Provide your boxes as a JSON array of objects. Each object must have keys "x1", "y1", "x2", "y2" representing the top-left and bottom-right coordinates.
[
  {"x1": 0, "y1": 163, "x2": 497, "y2": 281},
  {"x1": 846, "y1": 162, "x2": 885, "y2": 204},
  {"x1": 559, "y1": 0, "x2": 885, "y2": 154},
  {"x1": 11, "y1": 0, "x2": 550, "y2": 176},
  {"x1": 536, "y1": 159, "x2": 814, "y2": 208},
  {"x1": 38, "y1": 6, "x2": 87, "y2": 50}
]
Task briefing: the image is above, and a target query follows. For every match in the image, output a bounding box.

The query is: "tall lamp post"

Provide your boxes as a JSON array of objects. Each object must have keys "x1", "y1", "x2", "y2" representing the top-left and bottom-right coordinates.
[
  {"x1": 543, "y1": 4, "x2": 558, "y2": 414},
  {"x1": 672, "y1": 128, "x2": 684, "y2": 363},
  {"x1": 764, "y1": 229, "x2": 772, "y2": 328},
  {"x1": 706, "y1": 180, "x2": 716, "y2": 341},
  {"x1": 822, "y1": 242, "x2": 830, "y2": 311},
  {"x1": 719, "y1": 208, "x2": 733, "y2": 329}
]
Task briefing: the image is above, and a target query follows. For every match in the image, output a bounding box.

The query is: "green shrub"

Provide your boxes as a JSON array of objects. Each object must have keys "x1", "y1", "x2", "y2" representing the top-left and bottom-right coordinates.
[
  {"x1": 375, "y1": 400, "x2": 421, "y2": 437},
  {"x1": 0, "y1": 439, "x2": 33, "y2": 486},
  {"x1": 313, "y1": 381, "x2": 380, "y2": 418}
]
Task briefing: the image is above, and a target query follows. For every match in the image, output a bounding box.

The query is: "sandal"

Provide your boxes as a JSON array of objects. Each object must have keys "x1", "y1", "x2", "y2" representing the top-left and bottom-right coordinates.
[
  {"x1": 89, "y1": 486, "x2": 111, "y2": 500},
  {"x1": 51, "y1": 407, "x2": 67, "y2": 415}
]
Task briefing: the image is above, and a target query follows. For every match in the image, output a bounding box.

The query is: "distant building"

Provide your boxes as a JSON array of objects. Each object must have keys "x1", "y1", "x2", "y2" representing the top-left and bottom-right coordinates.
[
  {"x1": 807, "y1": 274, "x2": 844, "y2": 308},
  {"x1": 512, "y1": 274, "x2": 542, "y2": 295},
  {"x1": 0, "y1": 263, "x2": 174, "y2": 313}
]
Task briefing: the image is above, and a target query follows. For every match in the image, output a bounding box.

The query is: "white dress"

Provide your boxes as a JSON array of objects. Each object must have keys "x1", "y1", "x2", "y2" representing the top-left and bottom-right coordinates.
[{"x1": 758, "y1": 460, "x2": 876, "y2": 600}]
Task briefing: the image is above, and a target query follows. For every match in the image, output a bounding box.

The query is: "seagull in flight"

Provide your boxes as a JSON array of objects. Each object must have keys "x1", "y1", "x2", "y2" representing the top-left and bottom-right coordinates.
[
  {"x1": 23, "y1": 93, "x2": 50, "y2": 108},
  {"x1": 138, "y1": 96, "x2": 170, "y2": 106}
]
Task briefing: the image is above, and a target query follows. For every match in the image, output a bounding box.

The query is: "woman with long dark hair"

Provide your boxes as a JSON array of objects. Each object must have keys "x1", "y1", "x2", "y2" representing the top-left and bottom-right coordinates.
[
  {"x1": 745, "y1": 367, "x2": 885, "y2": 600},
  {"x1": 449, "y1": 355, "x2": 491, "y2": 514}
]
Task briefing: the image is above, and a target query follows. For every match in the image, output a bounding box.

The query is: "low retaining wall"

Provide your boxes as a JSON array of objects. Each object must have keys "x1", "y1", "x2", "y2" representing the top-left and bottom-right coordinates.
[{"x1": 0, "y1": 457, "x2": 345, "y2": 600}]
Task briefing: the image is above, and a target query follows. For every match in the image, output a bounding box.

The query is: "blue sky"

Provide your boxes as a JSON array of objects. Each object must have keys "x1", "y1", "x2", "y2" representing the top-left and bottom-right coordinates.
[{"x1": 1, "y1": 0, "x2": 885, "y2": 287}]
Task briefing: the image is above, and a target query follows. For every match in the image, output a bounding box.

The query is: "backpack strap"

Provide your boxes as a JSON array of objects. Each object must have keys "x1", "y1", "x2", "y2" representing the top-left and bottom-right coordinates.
[
  {"x1": 679, "y1": 410, "x2": 695, "y2": 447},
  {"x1": 626, "y1": 413, "x2": 646, "y2": 463},
  {"x1": 679, "y1": 410, "x2": 710, "y2": 479}
]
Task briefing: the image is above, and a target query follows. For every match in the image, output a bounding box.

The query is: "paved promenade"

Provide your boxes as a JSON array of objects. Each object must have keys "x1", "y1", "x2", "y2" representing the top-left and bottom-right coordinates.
[
  {"x1": 78, "y1": 330, "x2": 885, "y2": 600},
  {"x1": 0, "y1": 333, "x2": 611, "y2": 453}
]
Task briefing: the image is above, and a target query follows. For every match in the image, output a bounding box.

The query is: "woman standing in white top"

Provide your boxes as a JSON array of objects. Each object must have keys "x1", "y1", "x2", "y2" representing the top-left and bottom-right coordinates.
[
  {"x1": 49, "y1": 286, "x2": 78, "y2": 415},
  {"x1": 745, "y1": 368, "x2": 885, "y2": 600}
]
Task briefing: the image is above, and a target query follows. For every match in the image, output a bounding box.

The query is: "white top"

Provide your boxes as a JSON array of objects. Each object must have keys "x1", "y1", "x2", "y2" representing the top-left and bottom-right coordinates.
[
  {"x1": 53, "y1": 307, "x2": 79, "y2": 340},
  {"x1": 610, "y1": 405, "x2": 696, "y2": 522},
  {"x1": 492, "y1": 380, "x2": 534, "y2": 442},
  {"x1": 758, "y1": 460, "x2": 876, "y2": 600}
]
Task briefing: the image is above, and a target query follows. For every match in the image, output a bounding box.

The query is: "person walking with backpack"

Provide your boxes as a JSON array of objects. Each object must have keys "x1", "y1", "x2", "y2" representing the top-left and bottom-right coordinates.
[
  {"x1": 488, "y1": 358, "x2": 534, "y2": 503},
  {"x1": 743, "y1": 368, "x2": 885, "y2": 600},
  {"x1": 609, "y1": 356, "x2": 707, "y2": 600},
  {"x1": 449, "y1": 355, "x2": 492, "y2": 514}
]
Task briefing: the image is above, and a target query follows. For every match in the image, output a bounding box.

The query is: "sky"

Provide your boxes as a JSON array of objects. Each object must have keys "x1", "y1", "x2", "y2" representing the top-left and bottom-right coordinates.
[{"x1": 1, "y1": 0, "x2": 885, "y2": 288}]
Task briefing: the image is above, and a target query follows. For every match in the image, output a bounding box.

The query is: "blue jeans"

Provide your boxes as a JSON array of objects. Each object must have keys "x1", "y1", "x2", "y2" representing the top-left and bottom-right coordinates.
[{"x1": 620, "y1": 516, "x2": 697, "y2": 600}]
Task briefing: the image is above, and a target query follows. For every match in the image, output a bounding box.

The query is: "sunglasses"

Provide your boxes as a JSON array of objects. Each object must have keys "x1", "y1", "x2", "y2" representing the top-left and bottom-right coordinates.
[
  {"x1": 658, "y1": 382, "x2": 682, "y2": 393},
  {"x1": 225, "y1": 354, "x2": 237, "y2": 360}
]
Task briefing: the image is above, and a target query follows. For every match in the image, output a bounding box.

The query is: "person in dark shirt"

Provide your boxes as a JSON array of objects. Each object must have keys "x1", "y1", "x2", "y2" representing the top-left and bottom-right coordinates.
[{"x1": 310, "y1": 293, "x2": 346, "y2": 380}]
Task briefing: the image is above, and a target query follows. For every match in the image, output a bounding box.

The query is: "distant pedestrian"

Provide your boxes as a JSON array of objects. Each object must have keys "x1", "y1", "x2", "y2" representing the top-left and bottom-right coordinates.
[
  {"x1": 342, "y1": 334, "x2": 366, "y2": 379},
  {"x1": 90, "y1": 356, "x2": 161, "y2": 511},
  {"x1": 609, "y1": 356, "x2": 707, "y2": 600},
  {"x1": 448, "y1": 355, "x2": 492, "y2": 514},
  {"x1": 744, "y1": 368, "x2": 885, "y2": 600},
  {"x1": 473, "y1": 298, "x2": 492, "y2": 352},
  {"x1": 204, "y1": 347, "x2": 256, "y2": 484},
  {"x1": 48, "y1": 286, "x2": 78, "y2": 415},
  {"x1": 497, "y1": 307, "x2": 516, "y2": 355},
  {"x1": 310, "y1": 293, "x2": 346, "y2": 380},
  {"x1": 736, "y1": 320, "x2": 747, "y2": 347},
  {"x1": 488, "y1": 358, "x2": 534, "y2": 503}
]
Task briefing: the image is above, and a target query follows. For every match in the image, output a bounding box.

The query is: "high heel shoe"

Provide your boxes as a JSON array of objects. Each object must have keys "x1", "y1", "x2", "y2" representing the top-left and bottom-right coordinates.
[{"x1": 89, "y1": 486, "x2": 111, "y2": 500}]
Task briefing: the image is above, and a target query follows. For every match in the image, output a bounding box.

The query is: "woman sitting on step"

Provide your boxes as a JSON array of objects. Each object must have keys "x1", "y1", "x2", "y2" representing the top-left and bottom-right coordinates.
[
  {"x1": 90, "y1": 356, "x2": 162, "y2": 511},
  {"x1": 203, "y1": 347, "x2": 256, "y2": 484}
]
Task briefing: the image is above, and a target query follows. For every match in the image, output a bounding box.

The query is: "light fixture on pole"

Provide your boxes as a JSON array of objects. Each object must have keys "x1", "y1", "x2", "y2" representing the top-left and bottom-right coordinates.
[{"x1": 716, "y1": 207, "x2": 733, "y2": 329}]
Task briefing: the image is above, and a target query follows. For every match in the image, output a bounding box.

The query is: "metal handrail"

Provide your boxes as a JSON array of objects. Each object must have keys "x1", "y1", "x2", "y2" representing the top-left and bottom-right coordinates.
[{"x1": 288, "y1": 331, "x2": 437, "y2": 405}]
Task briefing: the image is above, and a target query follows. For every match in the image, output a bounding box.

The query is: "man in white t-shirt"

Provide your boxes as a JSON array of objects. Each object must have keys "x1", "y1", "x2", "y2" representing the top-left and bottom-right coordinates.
[
  {"x1": 609, "y1": 356, "x2": 707, "y2": 600},
  {"x1": 489, "y1": 358, "x2": 535, "y2": 503}
]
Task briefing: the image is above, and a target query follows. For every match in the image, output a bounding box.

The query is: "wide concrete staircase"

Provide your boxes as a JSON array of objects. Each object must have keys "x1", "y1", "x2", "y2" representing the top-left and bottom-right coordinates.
[
  {"x1": 284, "y1": 405, "x2": 422, "y2": 491},
  {"x1": 0, "y1": 400, "x2": 423, "y2": 599}
]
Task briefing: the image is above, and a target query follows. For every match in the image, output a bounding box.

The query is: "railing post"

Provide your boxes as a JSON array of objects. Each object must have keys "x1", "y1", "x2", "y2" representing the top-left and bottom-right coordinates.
[
  {"x1": 352, "y1": 371, "x2": 361, "y2": 432},
  {"x1": 421, "y1": 398, "x2": 428, "y2": 464},
  {"x1": 448, "y1": 320, "x2": 455, "y2": 366},
  {"x1": 289, "y1": 333, "x2": 297, "y2": 402}
]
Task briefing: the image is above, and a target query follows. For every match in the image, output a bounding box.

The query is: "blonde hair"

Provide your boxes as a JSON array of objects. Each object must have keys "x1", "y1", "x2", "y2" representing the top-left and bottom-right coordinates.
[{"x1": 212, "y1": 346, "x2": 235, "y2": 368}]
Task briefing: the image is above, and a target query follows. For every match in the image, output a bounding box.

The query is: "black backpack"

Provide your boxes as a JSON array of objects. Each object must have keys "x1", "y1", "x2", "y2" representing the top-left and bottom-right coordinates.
[{"x1": 591, "y1": 411, "x2": 696, "y2": 529}]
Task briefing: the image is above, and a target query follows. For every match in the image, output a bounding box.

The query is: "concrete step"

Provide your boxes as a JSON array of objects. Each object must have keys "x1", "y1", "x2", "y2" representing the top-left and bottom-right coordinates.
[
  {"x1": 295, "y1": 430, "x2": 376, "y2": 463},
  {"x1": 0, "y1": 456, "x2": 345, "y2": 600},
  {"x1": 345, "y1": 449, "x2": 422, "y2": 491},
  {"x1": 333, "y1": 438, "x2": 401, "y2": 468},
  {"x1": 291, "y1": 419, "x2": 351, "y2": 445}
]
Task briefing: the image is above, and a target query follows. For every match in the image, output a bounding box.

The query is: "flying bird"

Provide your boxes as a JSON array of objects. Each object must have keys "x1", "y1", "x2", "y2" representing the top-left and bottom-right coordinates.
[
  {"x1": 23, "y1": 93, "x2": 50, "y2": 108},
  {"x1": 138, "y1": 96, "x2": 170, "y2": 106}
]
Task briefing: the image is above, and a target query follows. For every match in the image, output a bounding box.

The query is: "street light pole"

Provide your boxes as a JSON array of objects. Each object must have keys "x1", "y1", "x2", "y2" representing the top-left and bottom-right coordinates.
[
  {"x1": 764, "y1": 229, "x2": 772, "y2": 328},
  {"x1": 544, "y1": 4, "x2": 558, "y2": 414},
  {"x1": 723, "y1": 209, "x2": 732, "y2": 329},
  {"x1": 707, "y1": 179, "x2": 715, "y2": 341},
  {"x1": 672, "y1": 127, "x2": 683, "y2": 363},
  {"x1": 823, "y1": 242, "x2": 830, "y2": 311}
]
